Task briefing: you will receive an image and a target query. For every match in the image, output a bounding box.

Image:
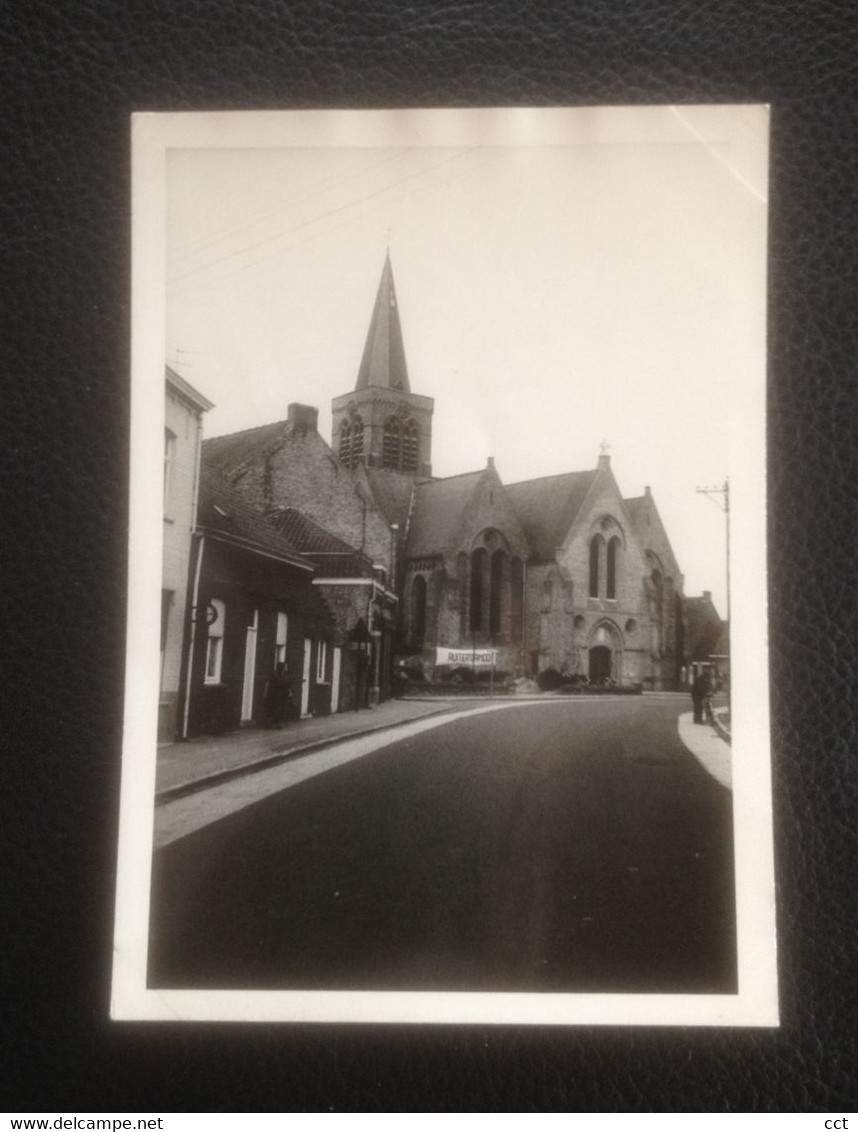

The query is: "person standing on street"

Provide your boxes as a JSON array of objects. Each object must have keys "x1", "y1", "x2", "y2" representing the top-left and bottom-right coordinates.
[
  {"x1": 701, "y1": 668, "x2": 714, "y2": 725},
  {"x1": 264, "y1": 662, "x2": 292, "y2": 728},
  {"x1": 691, "y1": 669, "x2": 704, "y2": 724}
]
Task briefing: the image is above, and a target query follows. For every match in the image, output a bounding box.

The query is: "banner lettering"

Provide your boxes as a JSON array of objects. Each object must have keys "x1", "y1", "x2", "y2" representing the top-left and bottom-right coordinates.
[{"x1": 435, "y1": 646, "x2": 497, "y2": 668}]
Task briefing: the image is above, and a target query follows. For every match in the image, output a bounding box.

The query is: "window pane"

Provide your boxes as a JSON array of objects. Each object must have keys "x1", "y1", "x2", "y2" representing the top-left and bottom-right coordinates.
[{"x1": 589, "y1": 538, "x2": 600, "y2": 597}]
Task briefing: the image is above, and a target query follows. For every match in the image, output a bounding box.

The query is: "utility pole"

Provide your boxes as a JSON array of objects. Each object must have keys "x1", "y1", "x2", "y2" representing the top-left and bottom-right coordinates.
[
  {"x1": 696, "y1": 479, "x2": 730, "y2": 625},
  {"x1": 696, "y1": 479, "x2": 731, "y2": 707}
]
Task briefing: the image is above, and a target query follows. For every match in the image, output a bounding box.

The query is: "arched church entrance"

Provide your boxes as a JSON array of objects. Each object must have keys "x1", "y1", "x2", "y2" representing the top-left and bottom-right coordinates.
[
  {"x1": 588, "y1": 645, "x2": 612, "y2": 683},
  {"x1": 587, "y1": 621, "x2": 623, "y2": 684}
]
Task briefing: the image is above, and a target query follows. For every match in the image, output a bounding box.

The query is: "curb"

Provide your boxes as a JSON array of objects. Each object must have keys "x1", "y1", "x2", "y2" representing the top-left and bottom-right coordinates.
[
  {"x1": 711, "y1": 710, "x2": 732, "y2": 746},
  {"x1": 155, "y1": 705, "x2": 458, "y2": 806},
  {"x1": 401, "y1": 691, "x2": 651, "y2": 702}
]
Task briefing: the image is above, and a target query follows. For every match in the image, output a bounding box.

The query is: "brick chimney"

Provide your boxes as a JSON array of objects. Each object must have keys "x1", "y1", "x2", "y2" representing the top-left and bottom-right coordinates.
[{"x1": 287, "y1": 403, "x2": 318, "y2": 435}]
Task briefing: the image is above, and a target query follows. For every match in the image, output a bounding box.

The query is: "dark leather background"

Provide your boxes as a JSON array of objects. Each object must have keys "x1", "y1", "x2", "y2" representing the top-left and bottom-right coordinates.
[{"x1": 4, "y1": 0, "x2": 857, "y2": 1113}]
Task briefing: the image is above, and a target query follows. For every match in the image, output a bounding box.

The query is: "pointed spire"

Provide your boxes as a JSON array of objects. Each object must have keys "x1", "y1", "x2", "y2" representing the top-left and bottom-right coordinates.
[{"x1": 355, "y1": 252, "x2": 411, "y2": 393}]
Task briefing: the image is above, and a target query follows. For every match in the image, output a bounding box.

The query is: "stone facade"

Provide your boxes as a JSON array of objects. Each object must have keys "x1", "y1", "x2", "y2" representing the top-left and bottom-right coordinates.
[{"x1": 401, "y1": 453, "x2": 685, "y2": 688}]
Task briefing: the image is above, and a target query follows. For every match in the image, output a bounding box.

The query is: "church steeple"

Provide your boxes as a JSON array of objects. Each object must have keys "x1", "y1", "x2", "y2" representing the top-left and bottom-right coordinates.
[
  {"x1": 355, "y1": 252, "x2": 411, "y2": 393},
  {"x1": 331, "y1": 253, "x2": 434, "y2": 479}
]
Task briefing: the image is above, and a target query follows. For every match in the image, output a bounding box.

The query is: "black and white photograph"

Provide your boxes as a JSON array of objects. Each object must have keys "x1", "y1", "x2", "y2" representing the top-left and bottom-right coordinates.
[{"x1": 112, "y1": 105, "x2": 775, "y2": 1025}]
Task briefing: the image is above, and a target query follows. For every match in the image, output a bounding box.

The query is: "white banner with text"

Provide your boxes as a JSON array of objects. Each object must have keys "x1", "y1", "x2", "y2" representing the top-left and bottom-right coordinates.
[{"x1": 435, "y1": 647, "x2": 498, "y2": 668}]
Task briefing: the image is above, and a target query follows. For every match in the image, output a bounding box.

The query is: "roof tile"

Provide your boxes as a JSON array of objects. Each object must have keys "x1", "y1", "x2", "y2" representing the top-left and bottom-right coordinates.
[
  {"x1": 505, "y1": 470, "x2": 597, "y2": 562},
  {"x1": 197, "y1": 466, "x2": 308, "y2": 568}
]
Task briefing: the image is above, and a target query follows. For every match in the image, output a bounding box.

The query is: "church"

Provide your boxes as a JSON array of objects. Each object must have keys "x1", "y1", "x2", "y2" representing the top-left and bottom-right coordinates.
[{"x1": 202, "y1": 252, "x2": 687, "y2": 698}]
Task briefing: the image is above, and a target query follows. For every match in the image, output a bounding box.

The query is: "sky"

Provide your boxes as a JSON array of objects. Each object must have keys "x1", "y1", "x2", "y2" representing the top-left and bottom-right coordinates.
[{"x1": 164, "y1": 107, "x2": 769, "y2": 617}]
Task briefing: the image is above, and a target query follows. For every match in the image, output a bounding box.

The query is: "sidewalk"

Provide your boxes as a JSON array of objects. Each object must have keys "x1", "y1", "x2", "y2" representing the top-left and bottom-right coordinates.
[
  {"x1": 156, "y1": 698, "x2": 456, "y2": 801},
  {"x1": 677, "y1": 711, "x2": 732, "y2": 790}
]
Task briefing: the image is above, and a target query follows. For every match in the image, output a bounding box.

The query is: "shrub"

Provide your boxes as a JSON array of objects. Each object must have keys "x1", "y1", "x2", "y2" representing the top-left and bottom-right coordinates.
[
  {"x1": 447, "y1": 666, "x2": 476, "y2": 684},
  {"x1": 537, "y1": 667, "x2": 564, "y2": 691},
  {"x1": 475, "y1": 668, "x2": 508, "y2": 683}
]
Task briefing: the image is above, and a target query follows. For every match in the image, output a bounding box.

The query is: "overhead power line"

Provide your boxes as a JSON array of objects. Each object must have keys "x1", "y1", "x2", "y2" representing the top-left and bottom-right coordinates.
[
  {"x1": 168, "y1": 148, "x2": 414, "y2": 266},
  {"x1": 167, "y1": 147, "x2": 479, "y2": 292}
]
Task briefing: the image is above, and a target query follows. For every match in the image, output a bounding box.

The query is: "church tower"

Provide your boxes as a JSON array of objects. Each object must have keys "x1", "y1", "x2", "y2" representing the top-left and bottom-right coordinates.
[{"x1": 331, "y1": 253, "x2": 434, "y2": 478}]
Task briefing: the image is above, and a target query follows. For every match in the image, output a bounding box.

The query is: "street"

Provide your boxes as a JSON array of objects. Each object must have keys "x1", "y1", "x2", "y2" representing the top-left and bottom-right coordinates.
[{"x1": 148, "y1": 696, "x2": 736, "y2": 994}]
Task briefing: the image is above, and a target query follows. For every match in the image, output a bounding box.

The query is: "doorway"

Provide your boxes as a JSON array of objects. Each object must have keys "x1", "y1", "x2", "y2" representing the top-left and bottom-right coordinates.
[
  {"x1": 331, "y1": 646, "x2": 342, "y2": 713},
  {"x1": 240, "y1": 608, "x2": 258, "y2": 723},
  {"x1": 301, "y1": 637, "x2": 312, "y2": 717},
  {"x1": 589, "y1": 644, "x2": 612, "y2": 684}
]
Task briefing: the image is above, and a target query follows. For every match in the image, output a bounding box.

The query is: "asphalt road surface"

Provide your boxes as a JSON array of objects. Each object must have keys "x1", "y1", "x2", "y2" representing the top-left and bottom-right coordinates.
[{"x1": 148, "y1": 696, "x2": 736, "y2": 993}]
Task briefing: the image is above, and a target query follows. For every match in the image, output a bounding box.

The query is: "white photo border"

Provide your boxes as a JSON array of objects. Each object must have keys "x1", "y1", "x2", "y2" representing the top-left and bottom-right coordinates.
[{"x1": 113, "y1": 105, "x2": 777, "y2": 1026}]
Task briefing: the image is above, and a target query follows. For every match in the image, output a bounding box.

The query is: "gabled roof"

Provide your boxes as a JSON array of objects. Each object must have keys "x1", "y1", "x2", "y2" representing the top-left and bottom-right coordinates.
[
  {"x1": 203, "y1": 419, "x2": 289, "y2": 479},
  {"x1": 623, "y1": 495, "x2": 647, "y2": 523},
  {"x1": 355, "y1": 252, "x2": 410, "y2": 393},
  {"x1": 197, "y1": 466, "x2": 311, "y2": 572},
  {"x1": 505, "y1": 470, "x2": 597, "y2": 563},
  {"x1": 623, "y1": 488, "x2": 682, "y2": 580},
  {"x1": 268, "y1": 507, "x2": 373, "y2": 578},
  {"x1": 406, "y1": 470, "x2": 485, "y2": 558},
  {"x1": 165, "y1": 365, "x2": 214, "y2": 413}
]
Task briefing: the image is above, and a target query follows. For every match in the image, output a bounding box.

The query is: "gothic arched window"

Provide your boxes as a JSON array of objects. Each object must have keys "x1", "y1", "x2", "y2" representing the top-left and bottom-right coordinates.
[
  {"x1": 338, "y1": 419, "x2": 351, "y2": 465},
  {"x1": 411, "y1": 574, "x2": 427, "y2": 647},
  {"x1": 489, "y1": 550, "x2": 505, "y2": 634},
  {"x1": 606, "y1": 536, "x2": 620, "y2": 599},
  {"x1": 541, "y1": 577, "x2": 553, "y2": 613},
  {"x1": 382, "y1": 416, "x2": 402, "y2": 470},
  {"x1": 510, "y1": 557, "x2": 524, "y2": 644},
  {"x1": 401, "y1": 419, "x2": 418, "y2": 473},
  {"x1": 589, "y1": 535, "x2": 603, "y2": 598},
  {"x1": 339, "y1": 416, "x2": 364, "y2": 469},
  {"x1": 351, "y1": 417, "x2": 364, "y2": 465},
  {"x1": 457, "y1": 552, "x2": 470, "y2": 636},
  {"x1": 651, "y1": 568, "x2": 663, "y2": 610},
  {"x1": 470, "y1": 548, "x2": 488, "y2": 632},
  {"x1": 383, "y1": 415, "x2": 418, "y2": 472}
]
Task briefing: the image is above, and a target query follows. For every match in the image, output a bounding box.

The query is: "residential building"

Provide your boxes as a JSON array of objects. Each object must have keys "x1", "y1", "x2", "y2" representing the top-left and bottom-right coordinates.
[{"x1": 160, "y1": 367, "x2": 213, "y2": 741}]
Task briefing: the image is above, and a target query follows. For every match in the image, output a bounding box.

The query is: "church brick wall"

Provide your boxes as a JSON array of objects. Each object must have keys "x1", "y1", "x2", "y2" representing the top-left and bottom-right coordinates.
[
  {"x1": 332, "y1": 388, "x2": 434, "y2": 478},
  {"x1": 432, "y1": 562, "x2": 460, "y2": 653},
  {"x1": 456, "y1": 467, "x2": 529, "y2": 564},
  {"x1": 524, "y1": 563, "x2": 576, "y2": 674},
  {"x1": 312, "y1": 583, "x2": 370, "y2": 644},
  {"x1": 312, "y1": 581, "x2": 382, "y2": 711}
]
